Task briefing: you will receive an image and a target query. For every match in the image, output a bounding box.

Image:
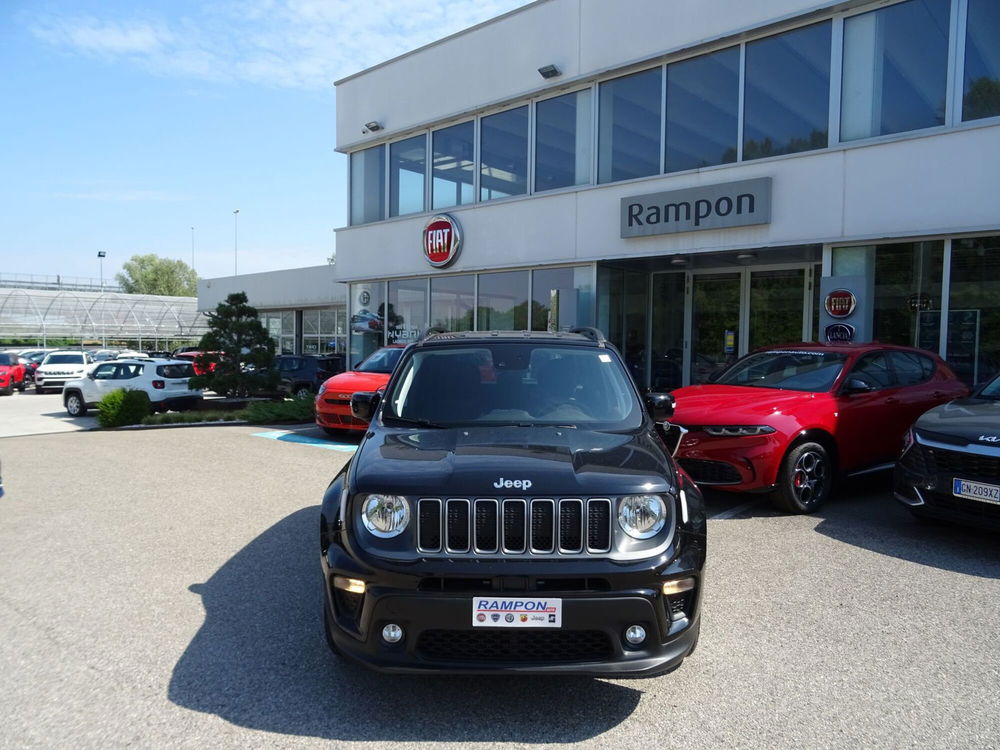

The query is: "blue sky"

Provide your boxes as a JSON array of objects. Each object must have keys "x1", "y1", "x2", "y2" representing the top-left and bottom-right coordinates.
[{"x1": 0, "y1": 0, "x2": 531, "y2": 283}]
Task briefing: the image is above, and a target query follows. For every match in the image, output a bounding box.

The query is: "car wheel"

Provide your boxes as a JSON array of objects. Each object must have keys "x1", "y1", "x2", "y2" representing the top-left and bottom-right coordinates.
[
  {"x1": 17, "y1": 380, "x2": 25, "y2": 393},
  {"x1": 35, "y1": 385, "x2": 46, "y2": 394},
  {"x1": 772, "y1": 441, "x2": 832, "y2": 514},
  {"x1": 294, "y1": 385, "x2": 313, "y2": 399},
  {"x1": 65, "y1": 392, "x2": 87, "y2": 417}
]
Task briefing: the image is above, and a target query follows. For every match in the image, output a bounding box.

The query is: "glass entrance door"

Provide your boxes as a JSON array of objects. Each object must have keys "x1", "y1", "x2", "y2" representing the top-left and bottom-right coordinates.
[
  {"x1": 748, "y1": 269, "x2": 807, "y2": 350},
  {"x1": 691, "y1": 273, "x2": 742, "y2": 384}
]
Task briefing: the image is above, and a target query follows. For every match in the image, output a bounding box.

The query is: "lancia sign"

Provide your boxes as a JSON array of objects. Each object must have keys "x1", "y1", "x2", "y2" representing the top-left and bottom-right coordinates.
[{"x1": 423, "y1": 214, "x2": 462, "y2": 268}]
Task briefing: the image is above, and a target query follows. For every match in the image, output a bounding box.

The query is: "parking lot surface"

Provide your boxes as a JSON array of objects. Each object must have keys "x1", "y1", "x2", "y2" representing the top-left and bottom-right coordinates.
[
  {"x1": 0, "y1": 389, "x2": 98, "y2": 437},
  {"x1": 1, "y1": 425, "x2": 998, "y2": 748}
]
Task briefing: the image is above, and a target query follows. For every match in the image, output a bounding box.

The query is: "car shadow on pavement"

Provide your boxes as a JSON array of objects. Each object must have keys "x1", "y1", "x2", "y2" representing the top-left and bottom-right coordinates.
[
  {"x1": 810, "y1": 474, "x2": 1000, "y2": 579},
  {"x1": 169, "y1": 506, "x2": 641, "y2": 743}
]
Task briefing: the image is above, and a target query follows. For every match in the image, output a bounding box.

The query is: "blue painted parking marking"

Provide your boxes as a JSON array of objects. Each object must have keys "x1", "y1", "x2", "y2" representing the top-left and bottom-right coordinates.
[{"x1": 253, "y1": 430, "x2": 357, "y2": 452}]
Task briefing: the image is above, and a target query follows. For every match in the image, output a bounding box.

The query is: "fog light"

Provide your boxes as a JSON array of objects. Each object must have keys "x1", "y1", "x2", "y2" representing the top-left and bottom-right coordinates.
[
  {"x1": 662, "y1": 577, "x2": 696, "y2": 596},
  {"x1": 624, "y1": 625, "x2": 646, "y2": 645},
  {"x1": 382, "y1": 623, "x2": 404, "y2": 644},
  {"x1": 333, "y1": 576, "x2": 366, "y2": 594}
]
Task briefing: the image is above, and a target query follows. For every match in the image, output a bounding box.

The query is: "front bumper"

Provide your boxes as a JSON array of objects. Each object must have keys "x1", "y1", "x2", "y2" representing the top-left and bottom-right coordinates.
[
  {"x1": 673, "y1": 429, "x2": 784, "y2": 492},
  {"x1": 316, "y1": 403, "x2": 367, "y2": 431},
  {"x1": 321, "y1": 536, "x2": 705, "y2": 676},
  {"x1": 894, "y1": 457, "x2": 1000, "y2": 530}
]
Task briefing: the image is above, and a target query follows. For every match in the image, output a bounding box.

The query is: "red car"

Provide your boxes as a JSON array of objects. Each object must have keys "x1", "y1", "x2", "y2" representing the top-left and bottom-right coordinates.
[
  {"x1": 666, "y1": 343, "x2": 968, "y2": 513},
  {"x1": 173, "y1": 351, "x2": 218, "y2": 376},
  {"x1": 0, "y1": 352, "x2": 27, "y2": 394},
  {"x1": 315, "y1": 345, "x2": 405, "y2": 435}
]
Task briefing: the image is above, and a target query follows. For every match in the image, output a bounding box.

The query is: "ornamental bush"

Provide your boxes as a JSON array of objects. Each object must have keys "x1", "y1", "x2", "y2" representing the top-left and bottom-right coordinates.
[{"x1": 97, "y1": 388, "x2": 152, "y2": 428}]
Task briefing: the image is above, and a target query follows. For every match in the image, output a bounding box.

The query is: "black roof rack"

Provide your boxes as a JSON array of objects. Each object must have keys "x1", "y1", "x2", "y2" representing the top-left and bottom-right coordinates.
[
  {"x1": 417, "y1": 326, "x2": 449, "y2": 342},
  {"x1": 568, "y1": 327, "x2": 607, "y2": 346}
]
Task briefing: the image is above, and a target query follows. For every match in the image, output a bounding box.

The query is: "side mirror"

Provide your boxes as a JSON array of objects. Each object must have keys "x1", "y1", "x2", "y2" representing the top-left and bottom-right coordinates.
[
  {"x1": 645, "y1": 392, "x2": 675, "y2": 421},
  {"x1": 350, "y1": 391, "x2": 381, "y2": 422},
  {"x1": 842, "y1": 377, "x2": 875, "y2": 395},
  {"x1": 353, "y1": 361, "x2": 362, "y2": 370},
  {"x1": 88, "y1": 372, "x2": 97, "y2": 380}
]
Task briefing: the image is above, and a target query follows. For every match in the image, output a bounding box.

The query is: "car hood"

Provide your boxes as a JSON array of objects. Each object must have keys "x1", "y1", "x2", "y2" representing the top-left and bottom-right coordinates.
[
  {"x1": 914, "y1": 397, "x2": 1000, "y2": 446},
  {"x1": 322, "y1": 371, "x2": 391, "y2": 398},
  {"x1": 38, "y1": 363, "x2": 86, "y2": 372},
  {"x1": 669, "y1": 384, "x2": 821, "y2": 424},
  {"x1": 352, "y1": 425, "x2": 676, "y2": 497}
]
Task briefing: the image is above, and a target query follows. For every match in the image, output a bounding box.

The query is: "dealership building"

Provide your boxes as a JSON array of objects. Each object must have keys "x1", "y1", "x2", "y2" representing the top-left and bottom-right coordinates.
[{"x1": 208, "y1": 0, "x2": 1000, "y2": 387}]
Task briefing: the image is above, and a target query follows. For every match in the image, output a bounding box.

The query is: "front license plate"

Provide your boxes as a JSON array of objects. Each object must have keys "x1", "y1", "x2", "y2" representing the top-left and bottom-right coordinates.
[
  {"x1": 953, "y1": 478, "x2": 1000, "y2": 505},
  {"x1": 472, "y1": 597, "x2": 562, "y2": 628}
]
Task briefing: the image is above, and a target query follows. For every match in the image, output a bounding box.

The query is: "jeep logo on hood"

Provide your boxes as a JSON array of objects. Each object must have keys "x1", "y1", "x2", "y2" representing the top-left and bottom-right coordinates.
[{"x1": 493, "y1": 477, "x2": 532, "y2": 491}]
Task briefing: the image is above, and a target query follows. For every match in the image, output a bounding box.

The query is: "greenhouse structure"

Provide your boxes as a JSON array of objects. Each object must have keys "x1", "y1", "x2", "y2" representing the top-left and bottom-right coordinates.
[{"x1": 0, "y1": 287, "x2": 209, "y2": 348}]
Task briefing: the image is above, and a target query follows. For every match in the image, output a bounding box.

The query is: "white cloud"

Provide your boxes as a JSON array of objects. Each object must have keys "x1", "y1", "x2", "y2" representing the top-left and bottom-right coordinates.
[{"x1": 27, "y1": 0, "x2": 534, "y2": 89}]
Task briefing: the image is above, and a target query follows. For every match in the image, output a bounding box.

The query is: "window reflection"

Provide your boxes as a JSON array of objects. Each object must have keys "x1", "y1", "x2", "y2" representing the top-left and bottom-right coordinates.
[
  {"x1": 350, "y1": 145, "x2": 385, "y2": 225},
  {"x1": 842, "y1": 0, "x2": 949, "y2": 141},
  {"x1": 387, "y1": 279, "x2": 428, "y2": 344},
  {"x1": 744, "y1": 22, "x2": 830, "y2": 159},
  {"x1": 531, "y1": 267, "x2": 590, "y2": 332},
  {"x1": 430, "y1": 275, "x2": 474, "y2": 331},
  {"x1": 477, "y1": 271, "x2": 528, "y2": 330},
  {"x1": 964, "y1": 0, "x2": 1000, "y2": 121},
  {"x1": 390, "y1": 135, "x2": 426, "y2": 217},
  {"x1": 598, "y1": 69, "x2": 662, "y2": 183},
  {"x1": 535, "y1": 90, "x2": 592, "y2": 192},
  {"x1": 432, "y1": 122, "x2": 475, "y2": 210},
  {"x1": 480, "y1": 107, "x2": 528, "y2": 201},
  {"x1": 665, "y1": 47, "x2": 739, "y2": 172},
  {"x1": 947, "y1": 236, "x2": 1000, "y2": 385}
]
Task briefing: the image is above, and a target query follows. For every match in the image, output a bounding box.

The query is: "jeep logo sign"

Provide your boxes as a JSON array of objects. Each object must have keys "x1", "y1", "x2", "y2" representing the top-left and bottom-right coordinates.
[
  {"x1": 621, "y1": 177, "x2": 771, "y2": 238},
  {"x1": 423, "y1": 214, "x2": 462, "y2": 268},
  {"x1": 825, "y1": 289, "x2": 857, "y2": 319}
]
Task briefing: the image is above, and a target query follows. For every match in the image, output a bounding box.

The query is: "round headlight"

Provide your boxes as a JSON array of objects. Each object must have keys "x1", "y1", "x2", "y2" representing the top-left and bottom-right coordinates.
[
  {"x1": 618, "y1": 495, "x2": 667, "y2": 539},
  {"x1": 361, "y1": 495, "x2": 410, "y2": 538}
]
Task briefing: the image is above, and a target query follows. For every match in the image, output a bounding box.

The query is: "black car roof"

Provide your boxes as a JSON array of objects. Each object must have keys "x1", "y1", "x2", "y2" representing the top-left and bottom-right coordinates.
[{"x1": 415, "y1": 328, "x2": 607, "y2": 348}]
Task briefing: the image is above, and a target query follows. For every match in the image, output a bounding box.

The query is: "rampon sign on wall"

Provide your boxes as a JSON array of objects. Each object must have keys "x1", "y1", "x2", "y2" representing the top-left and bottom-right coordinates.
[{"x1": 620, "y1": 177, "x2": 772, "y2": 238}]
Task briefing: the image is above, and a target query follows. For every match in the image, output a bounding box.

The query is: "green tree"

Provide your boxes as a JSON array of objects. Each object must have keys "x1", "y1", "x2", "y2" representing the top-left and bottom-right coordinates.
[
  {"x1": 188, "y1": 292, "x2": 278, "y2": 397},
  {"x1": 115, "y1": 254, "x2": 198, "y2": 296}
]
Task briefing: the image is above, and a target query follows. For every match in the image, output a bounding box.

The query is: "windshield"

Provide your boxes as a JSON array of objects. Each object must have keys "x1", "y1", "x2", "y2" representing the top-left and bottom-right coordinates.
[
  {"x1": 43, "y1": 353, "x2": 84, "y2": 365},
  {"x1": 357, "y1": 347, "x2": 403, "y2": 374},
  {"x1": 715, "y1": 350, "x2": 849, "y2": 392},
  {"x1": 383, "y1": 343, "x2": 643, "y2": 429}
]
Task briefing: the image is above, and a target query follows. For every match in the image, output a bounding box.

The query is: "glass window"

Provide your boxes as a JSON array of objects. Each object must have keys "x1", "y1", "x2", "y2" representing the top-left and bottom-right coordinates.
[
  {"x1": 535, "y1": 90, "x2": 592, "y2": 192},
  {"x1": 717, "y1": 350, "x2": 849, "y2": 392},
  {"x1": 349, "y1": 282, "x2": 385, "y2": 366},
  {"x1": 598, "y1": 69, "x2": 662, "y2": 183},
  {"x1": 480, "y1": 107, "x2": 528, "y2": 201},
  {"x1": 890, "y1": 351, "x2": 933, "y2": 386},
  {"x1": 432, "y1": 122, "x2": 475, "y2": 210},
  {"x1": 665, "y1": 47, "x2": 739, "y2": 172},
  {"x1": 350, "y1": 145, "x2": 385, "y2": 225},
  {"x1": 872, "y1": 240, "x2": 944, "y2": 350},
  {"x1": 303, "y1": 310, "x2": 320, "y2": 336},
  {"x1": 387, "y1": 279, "x2": 428, "y2": 344},
  {"x1": 749, "y1": 269, "x2": 805, "y2": 350},
  {"x1": 477, "y1": 271, "x2": 528, "y2": 331},
  {"x1": 93, "y1": 363, "x2": 116, "y2": 380},
  {"x1": 531, "y1": 266, "x2": 592, "y2": 332},
  {"x1": 650, "y1": 273, "x2": 685, "y2": 391},
  {"x1": 597, "y1": 267, "x2": 625, "y2": 352},
  {"x1": 964, "y1": 0, "x2": 1000, "y2": 121},
  {"x1": 430, "y1": 275, "x2": 474, "y2": 331},
  {"x1": 842, "y1": 0, "x2": 950, "y2": 141},
  {"x1": 947, "y1": 236, "x2": 1000, "y2": 385},
  {"x1": 384, "y1": 344, "x2": 643, "y2": 429},
  {"x1": 849, "y1": 351, "x2": 895, "y2": 390},
  {"x1": 744, "y1": 22, "x2": 831, "y2": 159},
  {"x1": 389, "y1": 135, "x2": 426, "y2": 217}
]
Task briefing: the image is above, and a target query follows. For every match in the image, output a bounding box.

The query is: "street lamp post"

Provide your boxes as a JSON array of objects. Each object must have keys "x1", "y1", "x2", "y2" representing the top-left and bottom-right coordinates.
[
  {"x1": 190, "y1": 226, "x2": 195, "y2": 271},
  {"x1": 233, "y1": 209, "x2": 240, "y2": 276},
  {"x1": 97, "y1": 251, "x2": 107, "y2": 347}
]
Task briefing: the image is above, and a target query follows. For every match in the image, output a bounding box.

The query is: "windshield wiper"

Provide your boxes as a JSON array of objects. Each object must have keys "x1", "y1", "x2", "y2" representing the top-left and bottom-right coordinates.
[{"x1": 382, "y1": 415, "x2": 447, "y2": 429}]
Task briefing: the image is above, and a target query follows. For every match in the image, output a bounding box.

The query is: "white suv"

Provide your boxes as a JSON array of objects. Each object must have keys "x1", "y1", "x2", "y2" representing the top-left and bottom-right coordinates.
[
  {"x1": 62, "y1": 359, "x2": 203, "y2": 417},
  {"x1": 35, "y1": 350, "x2": 95, "y2": 393}
]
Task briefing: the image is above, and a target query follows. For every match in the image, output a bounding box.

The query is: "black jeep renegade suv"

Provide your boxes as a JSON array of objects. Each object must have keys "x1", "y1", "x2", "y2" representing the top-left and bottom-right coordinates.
[{"x1": 319, "y1": 329, "x2": 706, "y2": 676}]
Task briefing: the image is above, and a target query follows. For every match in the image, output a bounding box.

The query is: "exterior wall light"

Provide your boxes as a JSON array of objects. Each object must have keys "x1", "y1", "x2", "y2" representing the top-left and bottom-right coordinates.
[
  {"x1": 363, "y1": 120, "x2": 382, "y2": 133},
  {"x1": 538, "y1": 64, "x2": 561, "y2": 79}
]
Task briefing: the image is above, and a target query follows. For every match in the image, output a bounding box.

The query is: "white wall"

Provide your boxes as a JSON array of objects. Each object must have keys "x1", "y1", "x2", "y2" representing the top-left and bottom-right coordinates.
[
  {"x1": 197, "y1": 265, "x2": 345, "y2": 312},
  {"x1": 335, "y1": 0, "x2": 838, "y2": 151},
  {"x1": 334, "y1": 124, "x2": 1000, "y2": 282}
]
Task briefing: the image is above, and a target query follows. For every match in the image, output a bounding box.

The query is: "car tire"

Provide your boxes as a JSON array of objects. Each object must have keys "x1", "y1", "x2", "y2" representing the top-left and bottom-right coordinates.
[
  {"x1": 772, "y1": 441, "x2": 833, "y2": 514},
  {"x1": 65, "y1": 392, "x2": 87, "y2": 417},
  {"x1": 35, "y1": 385, "x2": 46, "y2": 394},
  {"x1": 17, "y1": 380, "x2": 26, "y2": 393},
  {"x1": 294, "y1": 385, "x2": 313, "y2": 399}
]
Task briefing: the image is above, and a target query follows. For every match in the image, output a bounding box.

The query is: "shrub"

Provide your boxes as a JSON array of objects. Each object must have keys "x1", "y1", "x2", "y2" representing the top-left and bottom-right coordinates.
[
  {"x1": 242, "y1": 395, "x2": 315, "y2": 425},
  {"x1": 140, "y1": 410, "x2": 247, "y2": 426},
  {"x1": 97, "y1": 388, "x2": 152, "y2": 428}
]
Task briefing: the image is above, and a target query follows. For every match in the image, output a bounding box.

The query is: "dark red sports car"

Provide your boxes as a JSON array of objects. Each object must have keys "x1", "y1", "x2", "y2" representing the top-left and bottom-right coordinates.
[{"x1": 667, "y1": 343, "x2": 968, "y2": 513}]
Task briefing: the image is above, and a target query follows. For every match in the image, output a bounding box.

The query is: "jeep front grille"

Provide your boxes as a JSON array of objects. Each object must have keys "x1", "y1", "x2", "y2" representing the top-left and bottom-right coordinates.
[{"x1": 417, "y1": 497, "x2": 613, "y2": 556}]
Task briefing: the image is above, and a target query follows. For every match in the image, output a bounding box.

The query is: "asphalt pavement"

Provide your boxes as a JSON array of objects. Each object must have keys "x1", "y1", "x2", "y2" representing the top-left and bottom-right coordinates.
[
  {"x1": 0, "y1": 424, "x2": 998, "y2": 748},
  {"x1": 0, "y1": 388, "x2": 98, "y2": 437}
]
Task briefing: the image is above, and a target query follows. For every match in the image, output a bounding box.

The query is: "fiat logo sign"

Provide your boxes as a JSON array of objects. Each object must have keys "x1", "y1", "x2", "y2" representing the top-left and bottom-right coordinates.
[
  {"x1": 423, "y1": 214, "x2": 462, "y2": 268},
  {"x1": 825, "y1": 289, "x2": 857, "y2": 319}
]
